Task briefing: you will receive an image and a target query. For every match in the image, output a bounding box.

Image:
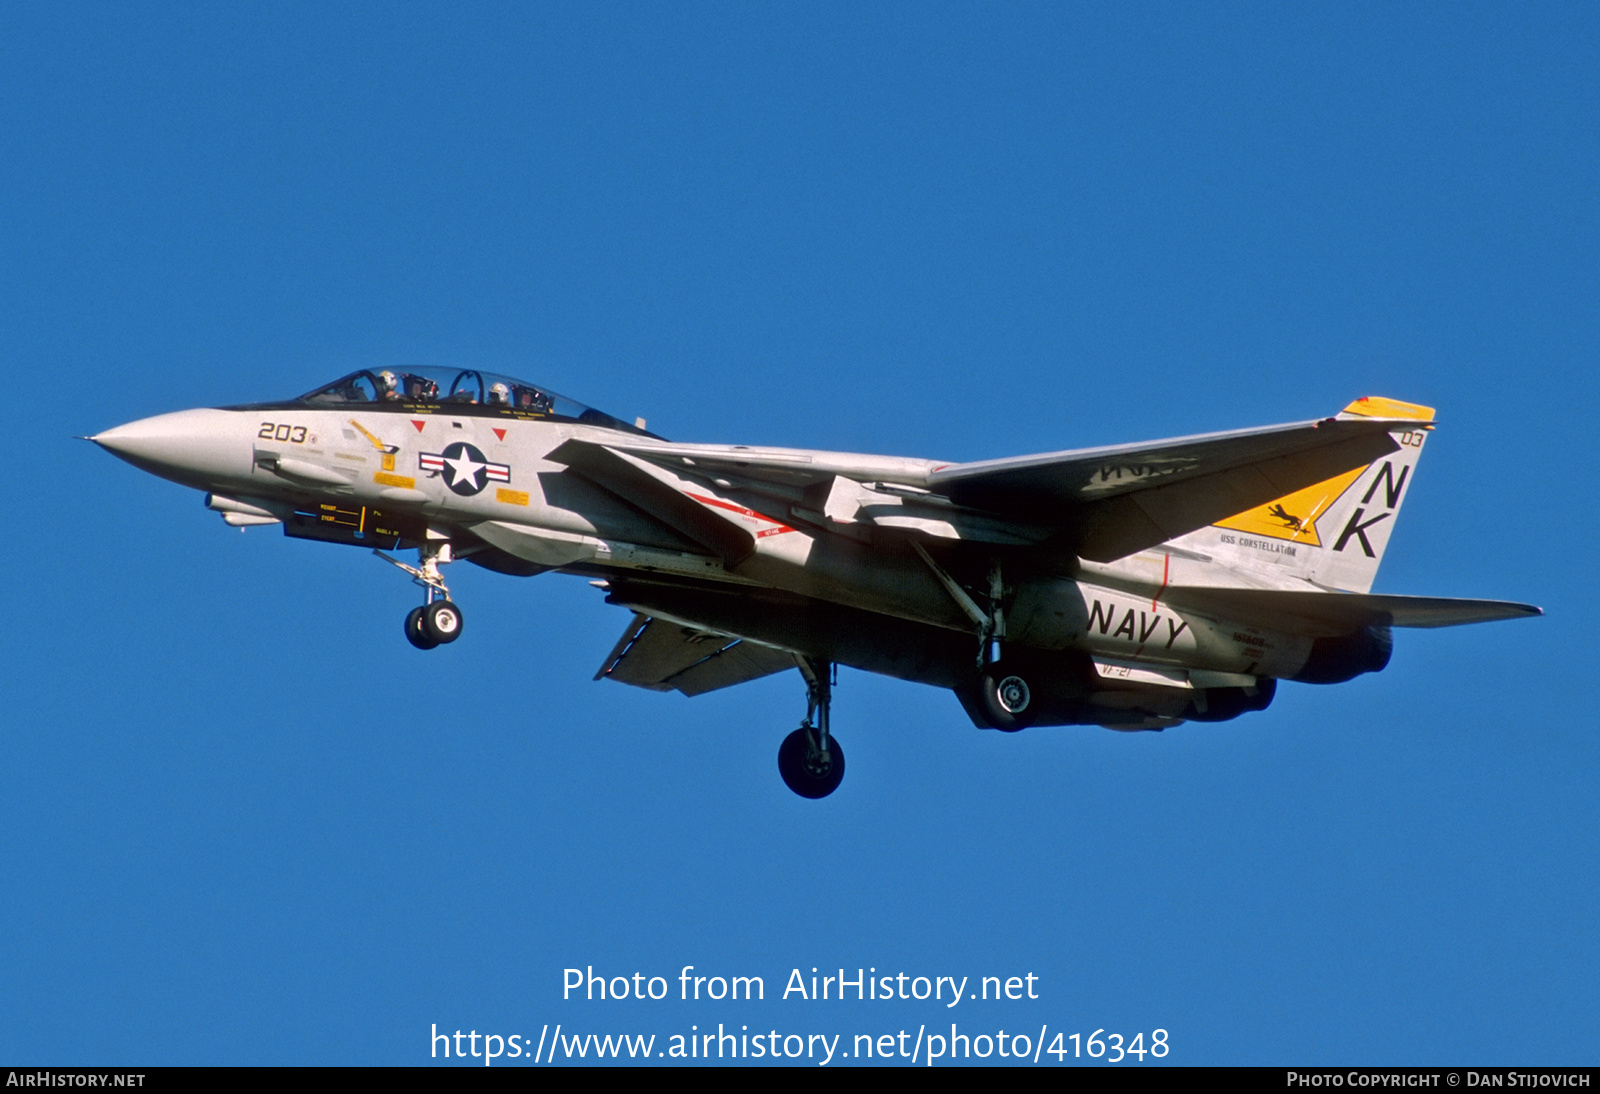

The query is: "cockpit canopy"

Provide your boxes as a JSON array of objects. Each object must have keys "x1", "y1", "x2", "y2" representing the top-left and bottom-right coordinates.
[{"x1": 297, "y1": 366, "x2": 648, "y2": 434}]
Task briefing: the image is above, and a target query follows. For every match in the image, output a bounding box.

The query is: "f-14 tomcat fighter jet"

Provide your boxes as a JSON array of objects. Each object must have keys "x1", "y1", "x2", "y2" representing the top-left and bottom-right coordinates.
[{"x1": 92, "y1": 367, "x2": 1539, "y2": 798}]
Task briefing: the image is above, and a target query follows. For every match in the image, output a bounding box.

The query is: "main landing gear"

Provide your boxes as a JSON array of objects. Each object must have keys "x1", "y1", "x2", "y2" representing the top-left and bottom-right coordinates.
[
  {"x1": 979, "y1": 659, "x2": 1034, "y2": 732},
  {"x1": 911, "y1": 543, "x2": 1035, "y2": 732},
  {"x1": 778, "y1": 658, "x2": 845, "y2": 799},
  {"x1": 376, "y1": 541, "x2": 465, "y2": 651}
]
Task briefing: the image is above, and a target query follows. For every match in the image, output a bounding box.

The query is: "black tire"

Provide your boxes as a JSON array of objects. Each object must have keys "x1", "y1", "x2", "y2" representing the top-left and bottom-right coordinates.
[
  {"x1": 422, "y1": 600, "x2": 464, "y2": 644},
  {"x1": 777, "y1": 727, "x2": 845, "y2": 799},
  {"x1": 979, "y1": 662, "x2": 1034, "y2": 732},
  {"x1": 405, "y1": 606, "x2": 439, "y2": 650}
]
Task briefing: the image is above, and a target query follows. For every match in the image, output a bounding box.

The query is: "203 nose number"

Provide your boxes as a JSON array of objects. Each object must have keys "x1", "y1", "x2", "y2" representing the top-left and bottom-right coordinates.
[{"x1": 258, "y1": 422, "x2": 308, "y2": 443}]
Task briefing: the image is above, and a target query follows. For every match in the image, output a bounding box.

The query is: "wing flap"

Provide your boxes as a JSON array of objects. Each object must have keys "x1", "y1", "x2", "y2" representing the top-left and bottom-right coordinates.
[{"x1": 596, "y1": 613, "x2": 796, "y2": 696}]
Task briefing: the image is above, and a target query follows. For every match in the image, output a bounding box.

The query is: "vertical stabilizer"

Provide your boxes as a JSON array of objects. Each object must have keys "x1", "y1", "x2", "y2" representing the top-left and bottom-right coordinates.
[{"x1": 1196, "y1": 397, "x2": 1435, "y2": 593}]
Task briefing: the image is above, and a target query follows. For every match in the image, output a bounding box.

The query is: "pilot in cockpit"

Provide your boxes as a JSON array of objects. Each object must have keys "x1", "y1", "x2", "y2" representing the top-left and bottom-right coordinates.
[
  {"x1": 403, "y1": 374, "x2": 439, "y2": 401},
  {"x1": 514, "y1": 385, "x2": 554, "y2": 414},
  {"x1": 378, "y1": 371, "x2": 401, "y2": 401},
  {"x1": 488, "y1": 382, "x2": 511, "y2": 406}
]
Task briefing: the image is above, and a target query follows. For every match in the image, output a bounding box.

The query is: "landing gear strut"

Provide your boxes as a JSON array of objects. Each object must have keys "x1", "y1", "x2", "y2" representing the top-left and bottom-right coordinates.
[
  {"x1": 778, "y1": 658, "x2": 844, "y2": 799},
  {"x1": 377, "y1": 540, "x2": 465, "y2": 650},
  {"x1": 910, "y1": 544, "x2": 1034, "y2": 730}
]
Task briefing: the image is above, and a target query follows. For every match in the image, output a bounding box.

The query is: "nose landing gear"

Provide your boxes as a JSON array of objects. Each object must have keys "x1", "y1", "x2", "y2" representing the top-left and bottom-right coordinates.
[
  {"x1": 778, "y1": 658, "x2": 845, "y2": 799},
  {"x1": 376, "y1": 541, "x2": 465, "y2": 650},
  {"x1": 403, "y1": 599, "x2": 465, "y2": 649}
]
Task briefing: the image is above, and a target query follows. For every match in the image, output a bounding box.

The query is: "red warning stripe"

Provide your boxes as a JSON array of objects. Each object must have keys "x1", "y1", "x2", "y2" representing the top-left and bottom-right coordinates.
[{"x1": 684, "y1": 492, "x2": 796, "y2": 536}]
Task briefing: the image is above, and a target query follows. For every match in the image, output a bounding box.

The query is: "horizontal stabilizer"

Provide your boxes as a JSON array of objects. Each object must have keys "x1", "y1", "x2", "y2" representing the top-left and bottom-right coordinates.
[
  {"x1": 1162, "y1": 587, "x2": 1542, "y2": 637},
  {"x1": 596, "y1": 613, "x2": 797, "y2": 697}
]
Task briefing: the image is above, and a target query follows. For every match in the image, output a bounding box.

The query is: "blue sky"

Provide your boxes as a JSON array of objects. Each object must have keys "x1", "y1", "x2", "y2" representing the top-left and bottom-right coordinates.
[{"x1": 2, "y1": 1, "x2": 1595, "y2": 1066}]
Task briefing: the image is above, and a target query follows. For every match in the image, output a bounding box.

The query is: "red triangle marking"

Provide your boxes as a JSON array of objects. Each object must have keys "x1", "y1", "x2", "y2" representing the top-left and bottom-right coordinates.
[
  {"x1": 410, "y1": 420, "x2": 426, "y2": 432},
  {"x1": 491, "y1": 428, "x2": 506, "y2": 441}
]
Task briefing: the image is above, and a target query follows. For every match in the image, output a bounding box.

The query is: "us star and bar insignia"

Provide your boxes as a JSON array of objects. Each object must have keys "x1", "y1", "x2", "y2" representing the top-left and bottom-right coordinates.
[{"x1": 419, "y1": 442, "x2": 511, "y2": 496}]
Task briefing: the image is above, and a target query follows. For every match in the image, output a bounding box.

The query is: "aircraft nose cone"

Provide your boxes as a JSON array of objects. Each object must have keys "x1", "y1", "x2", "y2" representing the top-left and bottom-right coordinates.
[{"x1": 91, "y1": 408, "x2": 253, "y2": 488}]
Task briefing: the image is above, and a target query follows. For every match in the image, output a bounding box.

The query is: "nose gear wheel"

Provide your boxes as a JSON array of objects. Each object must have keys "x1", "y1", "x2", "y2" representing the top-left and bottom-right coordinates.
[
  {"x1": 379, "y1": 543, "x2": 464, "y2": 650},
  {"x1": 422, "y1": 600, "x2": 463, "y2": 643},
  {"x1": 404, "y1": 606, "x2": 439, "y2": 650}
]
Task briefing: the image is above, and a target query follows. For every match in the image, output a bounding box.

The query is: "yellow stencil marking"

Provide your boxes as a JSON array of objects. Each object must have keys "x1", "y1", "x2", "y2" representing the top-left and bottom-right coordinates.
[
  {"x1": 373, "y1": 471, "x2": 416, "y2": 489},
  {"x1": 496, "y1": 488, "x2": 530, "y2": 506},
  {"x1": 350, "y1": 419, "x2": 400, "y2": 472},
  {"x1": 348, "y1": 418, "x2": 390, "y2": 450},
  {"x1": 1341, "y1": 397, "x2": 1435, "y2": 421},
  {"x1": 1215, "y1": 466, "x2": 1365, "y2": 547}
]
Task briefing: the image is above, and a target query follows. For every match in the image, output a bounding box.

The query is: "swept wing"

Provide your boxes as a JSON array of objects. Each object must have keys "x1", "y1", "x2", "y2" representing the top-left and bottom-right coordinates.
[
  {"x1": 927, "y1": 416, "x2": 1408, "y2": 561},
  {"x1": 558, "y1": 415, "x2": 1412, "y2": 563}
]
